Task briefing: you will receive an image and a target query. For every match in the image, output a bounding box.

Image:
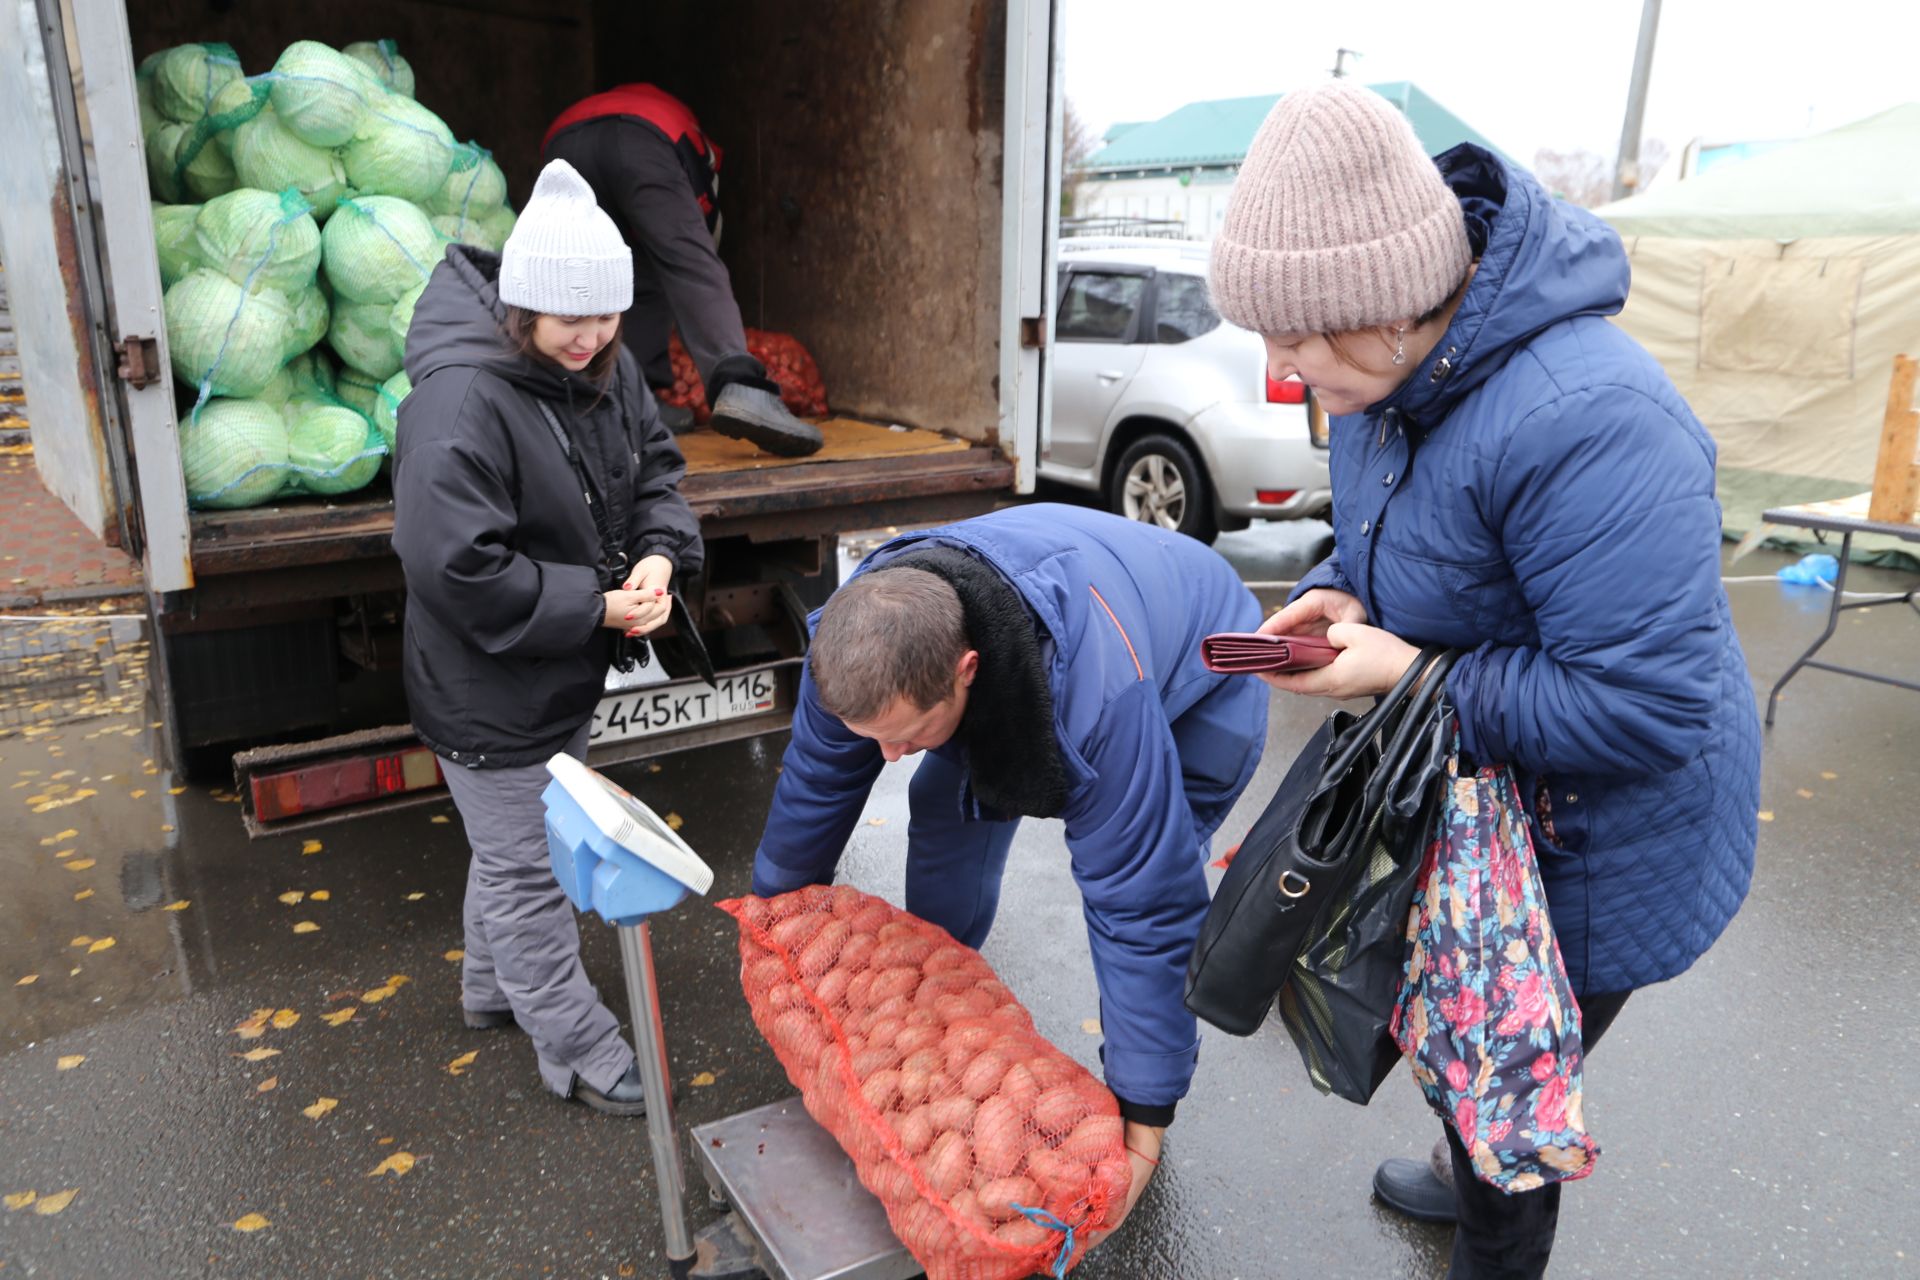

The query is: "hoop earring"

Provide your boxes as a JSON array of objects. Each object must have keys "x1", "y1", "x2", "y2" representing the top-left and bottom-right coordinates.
[{"x1": 1391, "y1": 325, "x2": 1408, "y2": 367}]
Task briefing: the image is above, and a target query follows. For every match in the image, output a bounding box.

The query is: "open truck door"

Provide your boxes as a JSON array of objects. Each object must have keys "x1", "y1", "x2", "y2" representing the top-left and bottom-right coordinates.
[
  {"x1": 0, "y1": 0, "x2": 192, "y2": 593},
  {"x1": 1001, "y1": 0, "x2": 1059, "y2": 492}
]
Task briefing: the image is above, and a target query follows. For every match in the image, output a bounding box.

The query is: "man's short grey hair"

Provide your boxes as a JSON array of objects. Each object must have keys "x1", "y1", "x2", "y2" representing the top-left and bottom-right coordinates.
[{"x1": 810, "y1": 567, "x2": 969, "y2": 724}]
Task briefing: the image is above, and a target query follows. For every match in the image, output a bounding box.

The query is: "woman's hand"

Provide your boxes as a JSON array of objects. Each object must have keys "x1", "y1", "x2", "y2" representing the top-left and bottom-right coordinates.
[
  {"x1": 1264, "y1": 622, "x2": 1422, "y2": 700},
  {"x1": 1260, "y1": 587, "x2": 1368, "y2": 638},
  {"x1": 1080, "y1": 1120, "x2": 1163, "y2": 1251},
  {"x1": 615, "y1": 554, "x2": 674, "y2": 637}
]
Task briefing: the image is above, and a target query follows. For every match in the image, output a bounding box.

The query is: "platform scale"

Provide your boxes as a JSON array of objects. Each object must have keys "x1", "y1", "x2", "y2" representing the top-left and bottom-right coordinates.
[{"x1": 542, "y1": 756, "x2": 922, "y2": 1280}]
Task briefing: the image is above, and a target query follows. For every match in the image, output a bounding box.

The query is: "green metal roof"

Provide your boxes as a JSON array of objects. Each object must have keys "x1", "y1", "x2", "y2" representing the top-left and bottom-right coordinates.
[{"x1": 1084, "y1": 81, "x2": 1507, "y2": 173}]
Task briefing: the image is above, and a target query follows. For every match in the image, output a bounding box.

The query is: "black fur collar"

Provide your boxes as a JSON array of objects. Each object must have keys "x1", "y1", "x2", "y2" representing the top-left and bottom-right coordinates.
[{"x1": 889, "y1": 545, "x2": 1070, "y2": 819}]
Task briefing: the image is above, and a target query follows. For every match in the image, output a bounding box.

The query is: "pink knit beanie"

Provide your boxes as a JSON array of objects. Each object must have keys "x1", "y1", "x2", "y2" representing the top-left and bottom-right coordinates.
[{"x1": 1209, "y1": 79, "x2": 1472, "y2": 336}]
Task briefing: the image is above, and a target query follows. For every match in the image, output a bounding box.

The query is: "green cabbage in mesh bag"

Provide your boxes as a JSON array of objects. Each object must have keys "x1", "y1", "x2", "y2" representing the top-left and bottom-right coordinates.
[
  {"x1": 164, "y1": 270, "x2": 293, "y2": 399},
  {"x1": 232, "y1": 107, "x2": 349, "y2": 219},
  {"x1": 173, "y1": 126, "x2": 236, "y2": 201},
  {"x1": 146, "y1": 122, "x2": 189, "y2": 204},
  {"x1": 153, "y1": 203, "x2": 203, "y2": 289},
  {"x1": 322, "y1": 196, "x2": 439, "y2": 304},
  {"x1": 152, "y1": 43, "x2": 242, "y2": 125},
  {"x1": 180, "y1": 397, "x2": 289, "y2": 509},
  {"x1": 285, "y1": 285, "x2": 330, "y2": 359},
  {"x1": 269, "y1": 42, "x2": 372, "y2": 149},
  {"x1": 430, "y1": 213, "x2": 501, "y2": 252},
  {"x1": 327, "y1": 299, "x2": 401, "y2": 379},
  {"x1": 285, "y1": 348, "x2": 337, "y2": 400},
  {"x1": 389, "y1": 282, "x2": 425, "y2": 357},
  {"x1": 286, "y1": 400, "x2": 384, "y2": 495},
  {"x1": 373, "y1": 370, "x2": 411, "y2": 456},
  {"x1": 343, "y1": 96, "x2": 456, "y2": 203},
  {"x1": 478, "y1": 204, "x2": 517, "y2": 248},
  {"x1": 136, "y1": 53, "x2": 164, "y2": 138},
  {"x1": 425, "y1": 145, "x2": 506, "y2": 218},
  {"x1": 203, "y1": 77, "x2": 267, "y2": 158},
  {"x1": 343, "y1": 40, "x2": 416, "y2": 100},
  {"x1": 254, "y1": 364, "x2": 297, "y2": 407},
  {"x1": 194, "y1": 189, "x2": 321, "y2": 296},
  {"x1": 333, "y1": 365, "x2": 384, "y2": 420}
]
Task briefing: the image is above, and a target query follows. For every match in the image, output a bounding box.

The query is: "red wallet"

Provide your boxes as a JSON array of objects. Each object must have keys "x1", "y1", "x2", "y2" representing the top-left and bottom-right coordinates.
[{"x1": 1200, "y1": 632, "x2": 1341, "y2": 675}]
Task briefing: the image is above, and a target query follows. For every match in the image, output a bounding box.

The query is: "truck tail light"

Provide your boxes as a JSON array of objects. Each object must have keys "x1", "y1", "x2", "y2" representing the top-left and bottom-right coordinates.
[
  {"x1": 1266, "y1": 374, "x2": 1307, "y2": 404},
  {"x1": 246, "y1": 744, "x2": 444, "y2": 825}
]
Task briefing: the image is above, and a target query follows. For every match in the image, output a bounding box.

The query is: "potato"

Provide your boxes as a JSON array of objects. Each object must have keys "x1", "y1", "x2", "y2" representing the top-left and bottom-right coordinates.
[
  {"x1": 797, "y1": 919, "x2": 851, "y2": 975},
  {"x1": 770, "y1": 912, "x2": 827, "y2": 951},
  {"x1": 737, "y1": 896, "x2": 774, "y2": 928},
  {"x1": 926, "y1": 1095, "x2": 978, "y2": 1135},
  {"x1": 893, "y1": 1024, "x2": 942, "y2": 1057},
  {"x1": 972, "y1": 1094, "x2": 1030, "y2": 1178},
  {"x1": 933, "y1": 991, "x2": 997, "y2": 1023},
  {"x1": 852, "y1": 1047, "x2": 895, "y2": 1076},
  {"x1": 941, "y1": 1022, "x2": 996, "y2": 1066},
  {"x1": 988, "y1": 1003, "x2": 1035, "y2": 1034},
  {"x1": 865, "y1": 1157, "x2": 918, "y2": 1208},
  {"x1": 1023, "y1": 1144, "x2": 1079, "y2": 1200},
  {"x1": 745, "y1": 954, "x2": 787, "y2": 993},
  {"x1": 838, "y1": 932, "x2": 879, "y2": 972},
  {"x1": 873, "y1": 934, "x2": 936, "y2": 968},
  {"x1": 791, "y1": 884, "x2": 834, "y2": 911},
  {"x1": 896, "y1": 1105, "x2": 935, "y2": 1156},
  {"x1": 1031, "y1": 1084, "x2": 1092, "y2": 1136},
  {"x1": 876, "y1": 920, "x2": 918, "y2": 942},
  {"x1": 977, "y1": 1175, "x2": 1041, "y2": 1222},
  {"x1": 768, "y1": 982, "x2": 804, "y2": 1012},
  {"x1": 926, "y1": 1070, "x2": 958, "y2": 1103},
  {"x1": 949, "y1": 1187, "x2": 991, "y2": 1229},
  {"x1": 899, "y1": 1047, "x2": 945, "y2": 1078},
  {"x1": 827, "y1": 884, "x2": 867, "y2": 918},
  {"x1": 993, "y1": 1216, "x2": 1053, "y2": 1249},
  {"x1": 895, "y1": 1199, "x2": 953, "y2": 1260},
  {"x1": 999, "y1": 1063, "x2": 1041, "y2": 1111},
  {"x1": 1088, "y1": 1156, "x2": 1132, "y2": 1217},
  {"x1": 815, "y1": 967, "x2": 853, "y2": 1007},
  {"x1": 921, "y1": 1129, "x2": 973, "y2": 1200},
  {"x1": 870, "y1": 966, "x2": 922, "y2": 1003},
  {"x1": 848, "y1": 903, "x2": 893, "y2": 934},
  {"x1": 870, "y1": 994, "x2": 914, "y2": 1025},
  {"x1": 860, "y1": 1068, "x2": 903, "y2": 1113},
  {"x1": 1059, "y1": 1113, "x2": 1124, "y2": 1164},
  {"x1": 1027, "y1": 1057, "x2": 1082, "y2": 1090},
  {"x1": 771, "y1": 1008, "x2": 826, "y2": 1063},
  {"x1": 865, "y1": 1017, "x2": 905, "y2": 1051},
  {"x1": 922, "y1": 946, "x2": 974, "y2": 975},
  {"x1": 903, "y1": 1008, "x2": 939, "y2": 1031},
  {"x1": 846, "y1": 969, "x2": 877, "y2": 1009},
  {"x1": 958, "y1": 1050, "x2": 1012, "y2": 1101},
  {"x1": 976, "y1": 979, "x2": 1015, "y2": 1004}
]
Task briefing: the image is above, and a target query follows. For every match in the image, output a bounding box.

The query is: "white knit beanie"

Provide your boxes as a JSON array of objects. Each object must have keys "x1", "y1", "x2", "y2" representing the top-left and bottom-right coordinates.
[
  {"x1": 498, "y1": 159, "x2": 633, "y2": 316},
  {"x1": 1209, "y1": 79, "x2": 1472, "y2": 336}
]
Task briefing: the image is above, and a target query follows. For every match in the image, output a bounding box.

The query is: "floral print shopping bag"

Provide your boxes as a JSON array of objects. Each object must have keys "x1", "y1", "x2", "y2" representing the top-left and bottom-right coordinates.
[{"x1": 1390, "y1": 744, "x2": 1600, "y2": 1192}]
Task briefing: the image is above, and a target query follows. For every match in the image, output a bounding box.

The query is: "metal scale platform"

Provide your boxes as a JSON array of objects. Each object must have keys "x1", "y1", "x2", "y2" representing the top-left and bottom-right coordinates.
[{"x1": 543, "y1": 755, "x2": 920, "y2": 1280}]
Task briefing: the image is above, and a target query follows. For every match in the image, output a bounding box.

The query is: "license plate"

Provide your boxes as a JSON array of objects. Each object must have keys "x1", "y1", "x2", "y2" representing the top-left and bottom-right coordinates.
[{"x1": 589, "y1": 665, "x2": 786, "y2": 745}]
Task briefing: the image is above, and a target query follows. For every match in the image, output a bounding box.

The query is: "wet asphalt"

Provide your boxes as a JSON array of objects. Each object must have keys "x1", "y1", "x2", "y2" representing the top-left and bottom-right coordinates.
[{"x1": 1, "y1": 525, "x2": 1916, "y2": 1279}]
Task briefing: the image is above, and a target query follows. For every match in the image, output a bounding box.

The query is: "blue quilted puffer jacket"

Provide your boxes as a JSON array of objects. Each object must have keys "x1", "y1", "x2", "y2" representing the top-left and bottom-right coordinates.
[{"x1": 1292, "y1": 145, "x2": 1761, "y2": 995}]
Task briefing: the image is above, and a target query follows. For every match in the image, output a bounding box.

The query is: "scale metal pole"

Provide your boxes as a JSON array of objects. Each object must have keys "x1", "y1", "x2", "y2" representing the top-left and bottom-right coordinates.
[{"x1": 618, "y1": 921, "x2": 695, "y2": 1271}]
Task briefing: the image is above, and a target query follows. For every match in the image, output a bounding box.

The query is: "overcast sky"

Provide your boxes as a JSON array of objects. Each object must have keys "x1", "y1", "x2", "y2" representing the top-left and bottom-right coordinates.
[{"x1": 1061, "y1": 0, "x2": 1918, "y2": 165}]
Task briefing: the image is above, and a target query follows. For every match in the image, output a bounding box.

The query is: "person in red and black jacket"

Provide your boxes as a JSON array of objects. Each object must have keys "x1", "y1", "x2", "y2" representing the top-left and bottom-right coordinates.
[{"x1": 545, "y1": 84, "x2": 821, "y2": 457}]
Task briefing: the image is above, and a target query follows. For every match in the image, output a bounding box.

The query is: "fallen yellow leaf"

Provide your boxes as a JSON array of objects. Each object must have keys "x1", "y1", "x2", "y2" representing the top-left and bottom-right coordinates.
[
  {"x1": 867, "y1": 817, "x2": 887, "y2": 826},
  {"x1": 234, "y1": 1007, "x2": 275, "y2": 1038},
  {"x1": 64, "y1": 858, "x2": 96, "y2": 871},
  {"x1": 1081, "y1": 1018, "x2": 1103, "y2": 1036},
  {"x1": 131, "y1": 789, "x2": 147, "y2": 799},
  {"x1": 270, "y1": 1009, "x2": 299, "y2": 1030},
  {"x1": 161, "y1": 824, "x2": 175, "y2": 833},
  {"x1": 232, "y1": 1212, "x2": 271, "y2": 1232},
  {"x1": 690, "y1": 1071, "x2": 716, "y2": 1087},
  {"x1": 4, "y1": 1190, "x2": 35, "y2": 1211},
  {"x1": 447, "y1": 1050, "x2": 479, "y2": 1076},
  {"x1": 43, "y1": 829, "x2": 78, "y2": 844},
  {"x1": 321, "y1": 1007, "x2": 358, "y2": 1027},
  {"x1": 15, "y1": 974, "x2": 36, "y2": 986},
  {"x1": 1795, "y1": 788, "x2": 1814, "y2": 799},
  {"x1": 361, "y1": 985, "x2": 397, "y2": 1004},
  {"x1": 302, "y1": 1097, "x2": 338, "y2": 1120},
  {"x1": 54, "y1": 848, "x2": 74, "y2": 858},
  {"x1": 32, "y1": 1188, "x2": 77, "y2": 1215},
  {"x1": 69, "y1": 967, "x2": 81, "y2": 976},
  {"x1": 405, "y1": 891, "x2": 426, "y2": 900},
  {"x1": 73, "y1": 889, "x2": 93, "y2": 900},
  {"x1": 310, "y1": 890, "x2": 331, "y2": 901},
  {"x1": 368, "y1": 1151, "x2": 416, "y2": 1178},
  {"x1": 1820, "y1": 770, "x2": 1838, "y2": 781},
  {"x1": 87, "y1": 937, "x2": 116, "y2": 954},
  {"x1": 69, "y1": 936, "x2": 93, "y2": 948},
  {"x1": 1758, "y1": 810, "x2": 1775, "y2": 822},
  {"x1": 235, "y1": 1047, "x2": 280, "y2": 1062},
  {"x1": 444, "y1": 949, "x2": 465, "y2": 962},
  {"x1": 429, "y1": 815, "x2": 449, "y2": 825},
  {"x1": 301, "y1": 839, "x2": 323, "y2": 855},
  {"x1": 665, "y1": 812, "x2": 685, "y2": 830},
  {"x1": 162, "y1": 900, "x2": 190, "y2": 911},
  {"x1": 56, "y1": 1055, "x2": 85, "y2": 1071},
  {"x1": 256, "y1": 1076, "x2": 278, "y2": 1093},
  {"x1": 378, "y1": 1136, "x2": 395, "y2": 1145},
  {"x1": 387, "y1": 974, "x2": 411, "y2": 988},
  {"x1": 277, "y1": 891, "x2": 304, "y2": 906},
  {"x1": 292, "y1": 921, "x2": 319, "y2": 934}
]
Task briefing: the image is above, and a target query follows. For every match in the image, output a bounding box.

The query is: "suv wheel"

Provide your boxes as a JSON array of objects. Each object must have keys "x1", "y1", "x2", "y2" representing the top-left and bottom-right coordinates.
[{"x1": 1110, "y1": 433, "x2": 1218, "y2": 543}]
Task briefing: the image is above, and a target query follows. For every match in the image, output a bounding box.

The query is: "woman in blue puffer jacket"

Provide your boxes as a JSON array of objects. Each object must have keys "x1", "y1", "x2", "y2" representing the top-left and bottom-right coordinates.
[{"x1": 1207, "y1": 81, "x2": 1761, "y2": 1278}]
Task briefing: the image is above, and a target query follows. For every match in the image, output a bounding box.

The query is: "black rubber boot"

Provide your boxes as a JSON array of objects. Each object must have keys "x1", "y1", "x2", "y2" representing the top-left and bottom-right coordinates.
[
  {"x1": 1372, "y1": 1137, "x2": 1457, "y2": 1223},
  {"x1": 708, "y1": 382, "x2": 823, "y2": 458},
  {"x1": 462, "y1": 1006, "x2": 519, "y2": 1032},
  {"x1": 574, "y1": 1062, "x2": 649, "y2": 1117},
  {"x1": 655, "y1": 400, "x2": 696, "y2": 434}
]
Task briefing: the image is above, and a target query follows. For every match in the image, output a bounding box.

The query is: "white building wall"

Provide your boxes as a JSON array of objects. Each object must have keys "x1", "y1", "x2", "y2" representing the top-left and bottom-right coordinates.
[{"x1": 1076, "y1": 172, "x2": 1241, "y2": 239}]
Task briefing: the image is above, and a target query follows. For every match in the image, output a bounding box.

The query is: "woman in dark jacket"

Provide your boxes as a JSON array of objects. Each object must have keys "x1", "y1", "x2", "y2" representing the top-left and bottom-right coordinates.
[
  {"x1": 392, "y1": 160, "x2": 703, "y2": 1115},
  {"x1": 1208, "y1": 81, "x2": 1761, "y2": 1277}
]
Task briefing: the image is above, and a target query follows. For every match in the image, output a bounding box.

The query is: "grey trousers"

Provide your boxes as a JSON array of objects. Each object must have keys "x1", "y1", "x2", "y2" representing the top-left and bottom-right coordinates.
[{"x1": 440, "y1": 724, "x2": 634, "y2": 1097}]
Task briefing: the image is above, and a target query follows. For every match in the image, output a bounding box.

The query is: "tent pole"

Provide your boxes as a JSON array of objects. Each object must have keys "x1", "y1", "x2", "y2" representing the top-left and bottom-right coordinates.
[{"x1": 1613, "y1": 0, "x2": 1663, "y2": 200}]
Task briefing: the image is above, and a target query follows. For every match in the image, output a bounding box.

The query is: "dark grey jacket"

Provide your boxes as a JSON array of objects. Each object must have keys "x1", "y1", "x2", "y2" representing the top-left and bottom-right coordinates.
[{"x1": 392, "y1": 245, "x2": 703, "y2": 767}]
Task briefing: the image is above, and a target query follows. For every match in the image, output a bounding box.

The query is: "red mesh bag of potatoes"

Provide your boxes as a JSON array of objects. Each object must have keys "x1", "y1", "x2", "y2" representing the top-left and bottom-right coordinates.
[
  {"x1": 717, "y1": 885, "x2": 1129, "y2": 1280},
  {"x1": 656, "y1": 329, "x2": 829, "y2": 425}
]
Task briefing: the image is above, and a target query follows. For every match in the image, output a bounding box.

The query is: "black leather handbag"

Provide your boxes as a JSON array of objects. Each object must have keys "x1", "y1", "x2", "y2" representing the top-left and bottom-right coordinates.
[{"x1": 1184, "y1": 648, "x2": 1459, "y2": 1038}]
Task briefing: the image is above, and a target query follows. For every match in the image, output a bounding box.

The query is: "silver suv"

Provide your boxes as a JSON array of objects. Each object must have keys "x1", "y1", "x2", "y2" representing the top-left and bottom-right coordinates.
[{"x1": 1045, "y1": 238, "x2": 1331, "y2": 543}]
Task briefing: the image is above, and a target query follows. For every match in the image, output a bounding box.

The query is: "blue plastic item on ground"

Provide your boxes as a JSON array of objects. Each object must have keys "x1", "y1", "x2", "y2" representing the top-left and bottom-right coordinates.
[
  {"x1": 1777, "y1": 553, "x2": 1839, "y2": 586},
  {"x1": 542, "y1": 754, "x2": 714, "y2": 925}
]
